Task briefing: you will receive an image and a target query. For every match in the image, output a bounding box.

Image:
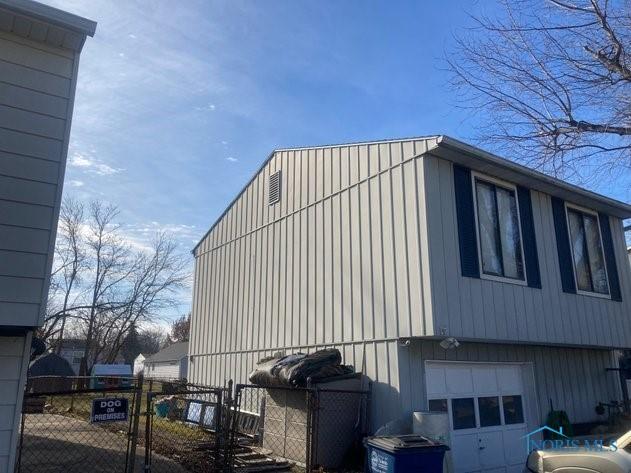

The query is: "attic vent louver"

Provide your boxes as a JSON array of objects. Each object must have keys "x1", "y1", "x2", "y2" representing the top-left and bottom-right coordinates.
[{"x1": 269, "y1": 170, "x2": 281, "y2": 205}]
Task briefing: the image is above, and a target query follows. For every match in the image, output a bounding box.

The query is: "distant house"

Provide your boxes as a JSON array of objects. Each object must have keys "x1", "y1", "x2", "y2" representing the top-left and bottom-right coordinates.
[
  {"x1": 144, "y1": 342, "x2": 188, "y2": 380},
  {"x1": 56, "y1": 339, "x2": 86, "y2": 375},
  {"x1": 133, "y1": 353, "x2": 146, "y2": 375}
]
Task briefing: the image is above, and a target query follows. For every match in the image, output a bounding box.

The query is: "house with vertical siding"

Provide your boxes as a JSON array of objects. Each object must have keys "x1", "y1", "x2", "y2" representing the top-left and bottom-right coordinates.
[
  {"x1": 0, "y1": 2, "x2": 94, "y2": 472},
  {"x1": 189, "y1": 135, "x2": 631, "y2": 473}
]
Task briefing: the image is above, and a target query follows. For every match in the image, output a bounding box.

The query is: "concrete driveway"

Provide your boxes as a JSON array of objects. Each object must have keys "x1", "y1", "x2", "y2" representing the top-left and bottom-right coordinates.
[{"x1": 18, "y1": 414, "x2": 189, "y2": 473}]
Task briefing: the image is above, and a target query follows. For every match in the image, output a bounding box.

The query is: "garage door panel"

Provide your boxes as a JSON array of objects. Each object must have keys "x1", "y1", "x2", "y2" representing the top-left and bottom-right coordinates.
[
  {"x1": 479, "y1": 431, "x2": 505, "y2": 468},
  {"x1": 445, "y1": 367, "x2": 473, "y2": 394},
  {"x1": 496, "y1": 366, "x2": 522, "y2": 393},
  {"x1": 473, "y1": 366, "x2": 499, "y2": 394},
  {"x1": 451, "y1": 432, "x2": 480, "y2": 472},
  {"x1": 426, "y1": 366, "x2": 447, "y2": 396},
  {"x1": 503, "y1": 427, "x2": 528, "y2": 464}
]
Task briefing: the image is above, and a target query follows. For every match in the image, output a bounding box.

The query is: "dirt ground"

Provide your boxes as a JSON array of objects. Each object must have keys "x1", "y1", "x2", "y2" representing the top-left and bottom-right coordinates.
[{"x1": 17, "y1": 413, "x2": 189, "y2": 473}]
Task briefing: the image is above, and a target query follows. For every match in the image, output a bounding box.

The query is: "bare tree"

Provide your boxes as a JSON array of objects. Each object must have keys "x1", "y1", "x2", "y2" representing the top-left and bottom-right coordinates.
[
  {"x1": 170, "y1": 313, "x2": 191, "y2": 343},
  {"x1": 448, "y1": 0, "x2": 631, "y2": 183},
  {"x1": 43, "y1": 198, "x2": 191, "y2": 376},
  {"x1": 44, "y1": 199, "x2": 87, "y2": 351},
  {"x1": 79, "y1": 202, "x2": 131, "y2": 375},
  {"x1": 97, "y1": 233, "x2": 189, "y2": 364}
]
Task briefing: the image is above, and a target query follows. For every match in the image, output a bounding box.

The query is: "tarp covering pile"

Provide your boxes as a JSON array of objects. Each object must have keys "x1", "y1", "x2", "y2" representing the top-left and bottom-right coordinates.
[{"x1": 249, "y1": 348, "x2": 353, "y2": 387}]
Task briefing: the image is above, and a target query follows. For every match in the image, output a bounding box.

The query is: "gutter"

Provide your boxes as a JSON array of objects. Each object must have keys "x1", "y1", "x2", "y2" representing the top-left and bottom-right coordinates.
[
  {"x1": 434, "y1": 135, "x2": 631, "y2": 219},
  {"x1": 0, "y1": 0, "x2": 96, "y2": 36}
]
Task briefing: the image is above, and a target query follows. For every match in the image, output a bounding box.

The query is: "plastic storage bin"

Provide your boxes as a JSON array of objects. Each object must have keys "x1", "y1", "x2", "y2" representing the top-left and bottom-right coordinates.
[{"x1": 364, "y1": 435, "x2": 449, "y2": 473}]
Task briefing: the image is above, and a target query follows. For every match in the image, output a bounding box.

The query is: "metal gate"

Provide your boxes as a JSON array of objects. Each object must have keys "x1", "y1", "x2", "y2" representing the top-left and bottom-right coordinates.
[
  {"x1": 17, "y1": 377, "x2": 233, "y2": 473},
  {"x1": 17, "y1": 379, "x2": 142, "y2": 473},
  {"x1": 143, "y1": 380, "x2": 230, "y2": 473}
]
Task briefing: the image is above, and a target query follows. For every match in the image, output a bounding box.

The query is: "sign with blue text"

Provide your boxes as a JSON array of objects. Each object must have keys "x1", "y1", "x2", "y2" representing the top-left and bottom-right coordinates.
[{"x1": 91, "y1": 397, "x2": 128, "y2": 423}]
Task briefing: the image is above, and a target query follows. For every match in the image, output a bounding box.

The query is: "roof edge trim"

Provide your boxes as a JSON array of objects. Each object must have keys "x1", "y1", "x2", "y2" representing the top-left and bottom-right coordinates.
[
  {"x1": 0, "y1": 0, "x2": 96, "y2": 36},
  {"x1": 432, "y1": 135, "x2": 631, "y2": 218}
]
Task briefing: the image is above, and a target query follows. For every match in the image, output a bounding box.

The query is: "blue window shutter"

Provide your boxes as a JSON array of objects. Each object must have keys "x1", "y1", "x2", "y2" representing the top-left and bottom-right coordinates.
[
  {"x1": 598, "y1": 213, "x2": 622, "y2": 301},
  {"x1": 453, "y1": 164, "x2": 480, "y2": 278},
  {"x1": 551, "y1": 197, "x2": 576, "y2": 294},
  {"x1": 516, "y1": 186, "x2": 541, "y2": 288}
]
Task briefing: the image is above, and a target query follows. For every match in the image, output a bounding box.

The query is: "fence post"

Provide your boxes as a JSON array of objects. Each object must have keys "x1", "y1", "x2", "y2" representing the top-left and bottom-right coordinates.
[
  {"x1": 144, "y1": 391, "x2": 153, "y2": 473},
  {"x1": 127, "y1": 373, "x2": 143, "y2": 473}
]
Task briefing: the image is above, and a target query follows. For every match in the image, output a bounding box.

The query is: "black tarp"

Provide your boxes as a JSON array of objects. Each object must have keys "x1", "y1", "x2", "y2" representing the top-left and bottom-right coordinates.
[{"x1": 249, "y1": 348, "x2": 353, "y2": 387}]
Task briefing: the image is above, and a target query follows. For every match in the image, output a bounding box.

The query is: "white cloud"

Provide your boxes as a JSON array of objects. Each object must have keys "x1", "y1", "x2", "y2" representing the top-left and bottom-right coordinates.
[
  {"x1": 128, "y1": 34, "x2": 137, "y2": 39},
  {"x1": 69, "y1": 180, "x2": 85, "y2": 187},
  {"x1": 226, "y1": 156, "x2": 238, "y2": 162},
  {"x1": 69, "y1": 152, "x2": 124, "y2": 176},
  {"x1": 195, "y1": 103, "x2": 216, "y2": 112}
]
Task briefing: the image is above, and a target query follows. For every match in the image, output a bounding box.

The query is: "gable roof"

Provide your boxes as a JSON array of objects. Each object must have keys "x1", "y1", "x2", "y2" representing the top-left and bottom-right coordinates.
[
  {"x1": 145, "y1": 341, "x2": 188, "y2": 364},
  {"x1": 193, "y1": 134, "x2": 631, "y2": 252}
]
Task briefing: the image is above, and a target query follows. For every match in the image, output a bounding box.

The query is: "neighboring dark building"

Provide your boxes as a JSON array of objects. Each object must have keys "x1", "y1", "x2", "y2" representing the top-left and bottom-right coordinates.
[{"x1": 28, "y1": 353, "x2": 75, "y2": 393}]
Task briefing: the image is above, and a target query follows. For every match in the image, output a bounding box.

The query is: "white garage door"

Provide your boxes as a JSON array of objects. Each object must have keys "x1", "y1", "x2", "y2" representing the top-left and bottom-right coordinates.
[{"x1": 425, "y1": 362, "x2": 529, "y2": 473}]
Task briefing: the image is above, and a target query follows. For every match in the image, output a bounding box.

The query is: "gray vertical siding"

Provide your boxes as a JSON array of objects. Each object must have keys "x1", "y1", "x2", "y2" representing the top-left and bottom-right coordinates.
[
  {"x1": 422, "y1": 154, "x2": 631, "y2": 348},
  {"x1": 188, "y1": 340, "x2": 402, "y2": 430},
  {"x1": 0, "y1": 31, "x2": 79, "y2": 327},
  {"x1": 190, "y1": 138, "x2": 439, "y2": 364},
  {"x1": 398, "y1": 340, "x2": 620, "y2": 425}
]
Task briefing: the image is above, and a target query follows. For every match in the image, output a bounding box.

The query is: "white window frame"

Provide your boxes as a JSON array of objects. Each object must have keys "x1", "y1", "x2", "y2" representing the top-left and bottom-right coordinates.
[
  {"x1": 471, "y1": 172, "x2": 528, "y2": 286},
  {"x1": 564, "y1": 202, "x2": 611, "y2": 299}
]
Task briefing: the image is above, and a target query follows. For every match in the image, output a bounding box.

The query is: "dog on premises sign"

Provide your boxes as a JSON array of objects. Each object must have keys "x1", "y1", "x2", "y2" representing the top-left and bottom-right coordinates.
[{"x1": 91, "y1": 397, "x2": 129, "y2": 423}]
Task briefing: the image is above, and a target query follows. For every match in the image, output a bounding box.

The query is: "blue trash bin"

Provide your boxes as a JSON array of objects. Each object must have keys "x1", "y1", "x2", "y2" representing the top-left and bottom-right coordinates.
[{"x1": 364, "y1": 435, "x2": 449, "y2": 473}]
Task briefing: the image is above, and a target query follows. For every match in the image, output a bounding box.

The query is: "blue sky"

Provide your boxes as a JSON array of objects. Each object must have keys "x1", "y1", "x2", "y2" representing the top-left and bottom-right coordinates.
[{"x1": 43, "y1": 0, "x2": 630, "y2": 319}]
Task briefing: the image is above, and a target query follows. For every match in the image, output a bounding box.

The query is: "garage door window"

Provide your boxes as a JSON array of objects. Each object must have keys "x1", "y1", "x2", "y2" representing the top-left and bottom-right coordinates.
[
  {"x1": 502, "y1": 395, "x2": 524, "y2": 424},
  {"x1": 429, "y1": 398, "x2": 448, "y2": 412},
  {"x1": 478, "y1": 396, "x2": 501, "y2": 427},
  {"x1": 452, "y1": 397, "x2": 476, "y2": 429}
]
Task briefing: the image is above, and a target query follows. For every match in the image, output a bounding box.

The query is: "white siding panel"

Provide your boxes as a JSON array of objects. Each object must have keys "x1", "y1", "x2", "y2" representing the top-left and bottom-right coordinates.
[
  {"x1": 0, "y1": 36, "x2": 73, "y2": 77},
  {"x1": 0, "y1": 276, "x2": 43, "y2": 303},
  {"x1": 0, "y1": 225, "x2": 49, "y2": 253},
  {"x1": 0, "y1": 82, "x2": 67, "y2": 118},
  {"x1": 0, "y1": 151, "x2": 59, "y2": 184},
  {"x1": 0, "y1": 128, "x2": 61, "y2": 161},
  {"x1": 0, "y1": 59, "x2": 70, "y2": 97},
  {"x1": 0, "y1": 200, "x2": 53, "y2": 229},
  {"x1": 0, "y1": 175, "x2": 56, "y2": 206},
  {"x1": 0, "y1": 250, "x2": 46, "y2": 278},
  {"x1": 0, "y1": 105, "x2": 65, "y2": 139}
]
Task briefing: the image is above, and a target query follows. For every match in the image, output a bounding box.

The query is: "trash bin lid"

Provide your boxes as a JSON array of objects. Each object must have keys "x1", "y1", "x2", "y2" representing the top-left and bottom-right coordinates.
[{"x1": 365, "y1": 434, "x2": 449, "y2": 453}]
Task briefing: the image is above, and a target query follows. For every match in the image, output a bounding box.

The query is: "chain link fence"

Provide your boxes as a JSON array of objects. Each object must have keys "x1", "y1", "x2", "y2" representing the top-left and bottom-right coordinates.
[
  {"x1": 143, "y1": 380, "x2": 230, "y2": 473},
  {"x1": 18, "y1": 384, "x2": 141, "y2": 473},
  {"x1": 228, "y1": 383, "x2": 370, "y2": 472}
]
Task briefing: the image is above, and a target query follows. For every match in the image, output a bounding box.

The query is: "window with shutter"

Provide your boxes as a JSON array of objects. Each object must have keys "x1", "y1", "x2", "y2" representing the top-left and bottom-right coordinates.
[
  {"x1": 564, "y1": 203, "x2": 614, "y2": 299},
  {"x1": 471, "y1": 172, "x2": 526, "y2": 284}
]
